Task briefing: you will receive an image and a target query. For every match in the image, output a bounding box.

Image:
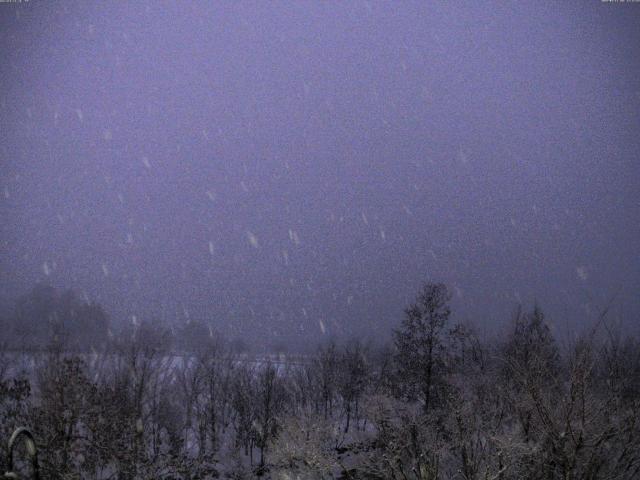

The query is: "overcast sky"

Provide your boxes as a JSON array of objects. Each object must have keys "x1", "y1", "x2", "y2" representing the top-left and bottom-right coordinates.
[{"x1": 1, "y1": 1, "x2": 639, "y2": 345}]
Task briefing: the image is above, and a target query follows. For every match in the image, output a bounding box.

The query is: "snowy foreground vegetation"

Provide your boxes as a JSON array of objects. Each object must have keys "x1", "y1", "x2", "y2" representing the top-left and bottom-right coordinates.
[{"x1": 1, "y1": 283, "x2": 639, "y2": 479}]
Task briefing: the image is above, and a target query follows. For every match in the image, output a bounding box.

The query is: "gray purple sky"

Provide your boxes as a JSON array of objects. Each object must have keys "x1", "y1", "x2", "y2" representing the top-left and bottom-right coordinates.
[{"x1": 1, "y1": 1, "x2": 639, "y2": 345}]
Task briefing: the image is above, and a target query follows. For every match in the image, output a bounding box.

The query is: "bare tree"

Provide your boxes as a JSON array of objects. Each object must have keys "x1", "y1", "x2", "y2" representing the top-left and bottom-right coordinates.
[
  {"x1": 175, "y1": 355, "x2": 204, "y2": 456},
  {"x1": 501, "y1": 305, "x2": 560, "y2": 443},
  {"x1": 195, "y1": 336, "x2": 235, "y2": 457},
  {"x1": 394, "y1": 282, "x2": 451, "y2": 414},
  {"x1": 231, "y1": 363, "x2": 257, "y2": 461},
  {"x1": 316, "y1": 341, "x2": 339, "y2": 420},
  {"x1": 337, "y1": 339, "x2": 369, "y2": 433},
  {"x1": 33, "y1": 352, "x2": 98, "y2": 478},
  {"x1": 255, "y1": 361, "x2": 288, "y2": 471}
]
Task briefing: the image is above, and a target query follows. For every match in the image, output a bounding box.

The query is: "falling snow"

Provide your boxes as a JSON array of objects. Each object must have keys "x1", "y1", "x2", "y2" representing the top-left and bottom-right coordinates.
[
  {"x1": 246, "y1": 231, "x2": 259, "y2": 248},
  {"x1": 0, "y1": 0, "x2": 637, "y2": 360},
  {"x1": 288, "y1": 229, "x2": 300, "y2": 245},
  {"x1": 576, "y1": 266, "x2": 589, "y2": 281}
]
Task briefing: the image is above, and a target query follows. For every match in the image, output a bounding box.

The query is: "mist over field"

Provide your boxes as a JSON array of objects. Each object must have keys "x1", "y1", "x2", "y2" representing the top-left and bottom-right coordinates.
[{"x1": 0, "y1": 1, "x2": 639, "y2": 479}]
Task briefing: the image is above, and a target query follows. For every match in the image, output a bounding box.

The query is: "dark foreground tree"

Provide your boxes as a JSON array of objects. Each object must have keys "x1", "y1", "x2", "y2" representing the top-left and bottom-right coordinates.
[{"x1": 394, "y1": 282, "x2": 451, "y2": 414}]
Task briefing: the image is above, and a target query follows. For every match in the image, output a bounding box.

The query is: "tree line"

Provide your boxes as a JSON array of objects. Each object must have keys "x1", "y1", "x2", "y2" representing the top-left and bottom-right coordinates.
[{"x1": 0, "y1": 282, "x2": 639, "y2": 479}]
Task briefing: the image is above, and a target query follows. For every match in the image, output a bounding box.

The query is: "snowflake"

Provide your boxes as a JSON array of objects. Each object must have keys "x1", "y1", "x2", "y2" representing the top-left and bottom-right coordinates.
[
  {"x1": 247, "y1": 231, "x2": 259, "y2": 248},
  {"x1": 576, "y1": 266, "x2": 588, "y2": 281}
]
